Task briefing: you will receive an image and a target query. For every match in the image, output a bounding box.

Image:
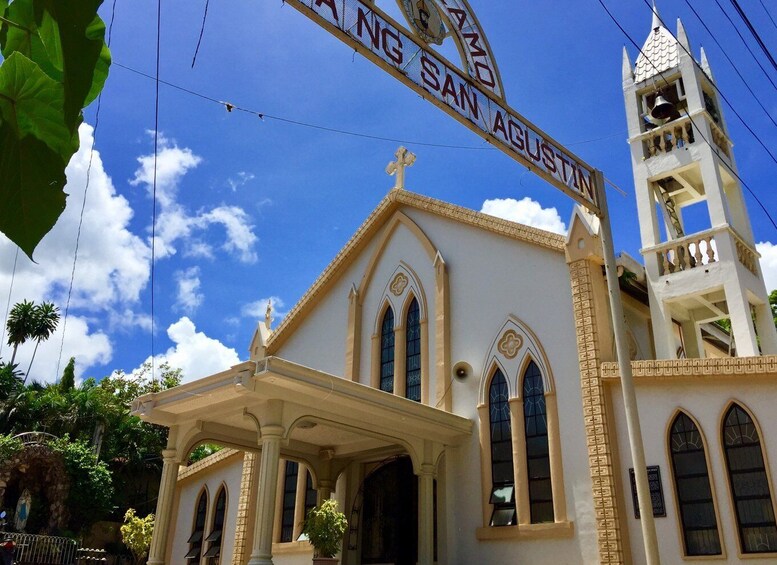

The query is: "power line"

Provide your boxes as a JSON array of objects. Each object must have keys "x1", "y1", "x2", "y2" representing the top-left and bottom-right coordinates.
[
  {"x1": 642, "y1": 0, "x2": 777, "y2": 169},
  {"x1": 677, "y1": 0, "x2": 777, "y2": 130},
  {"x1": 711, "y1": 0, "x2": 777, "y2": 91},
  {"x1": 729, "y1": 0, "x2": 777, "y2": 74},
  {"x1": 596, "y1": 0, "x2": 777, "y2": 232},
  {"x1": 151, "y1": 0, "x2": 162, "y2": 383},
  {"x1": 191, "y1": 0, "x2": 210, "y2": 68},
  {"x1": 757, "y1": 0, "x2": 777, "y2": 33}
]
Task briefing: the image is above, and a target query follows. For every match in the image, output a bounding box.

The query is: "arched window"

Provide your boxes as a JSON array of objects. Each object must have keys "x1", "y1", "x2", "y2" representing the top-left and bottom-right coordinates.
[
  {"x1": 489, "y1": 369, "x2": 516, "y2": 526},
  {"x1": 405, "y1": 298, "x2": 421, "y2": 402},
  {"x1": 204, "y1": 486, "x2": 227, "y2": 561},
  {"x1": 280, "y1": 461, "x2": 299, "y2": 543},
  {"x1": 186, "y1": 490, "x2": 208, "y2": 561},
  {"x1": 722, "y1": 404, "x2": 777, "y2": 553},
  {"x1": 304, "y1": 469, "x2": 317, "y2": 518},
  {"x1": 380, "y1": 308, "x2": 395, "y2": 393},
  {"x1": 669, "y1": 413, "x2": 721, "y2": 556},
  {"x1": 523, "y1": 361, "x2": 553, "y2": 523}
]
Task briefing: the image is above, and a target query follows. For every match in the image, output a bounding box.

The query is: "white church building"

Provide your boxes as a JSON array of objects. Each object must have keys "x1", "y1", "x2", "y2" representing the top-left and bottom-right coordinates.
[{"x1": 133, "y1": 8, "x2": 777, "y2": 565}]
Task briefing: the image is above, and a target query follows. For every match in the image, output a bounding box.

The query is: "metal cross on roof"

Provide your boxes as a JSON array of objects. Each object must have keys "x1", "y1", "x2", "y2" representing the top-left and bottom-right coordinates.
[{"x1": 386, "y1": 146, "x2": 416, "y2": 190}]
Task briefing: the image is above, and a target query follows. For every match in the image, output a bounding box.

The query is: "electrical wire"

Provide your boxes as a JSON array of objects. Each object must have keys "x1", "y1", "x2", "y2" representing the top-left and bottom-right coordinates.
[
  {"x1": 711, "y1": 0, "x2": 777, "y2": 91},
  {"x1": 729, "y1": 0, "x2": 777, "y2": 74},
  {"x1": 641, "y1": 0, "x2": 777, "y2": 170},
  {"x1": 191, "y1": 0, "x2": 210, "y2": 68},
  {"x1": 677, "y1": 0, "x2": 777, "y2": 130},
  {"x1": 0, "y1": 247, "x2": 19, "y2": 359},
  {"x1": 597, "y1": 0, "x2": 777, "y2": 232},
  {"x1": 151, "y1": 0, "x2": 162, "y2": 383},
  {"x1": 757, "y1": 0, "x2": 777, "y2": 33},
  {"x1": 55, "y1": 0, "x2": 119, "y2": 379}
]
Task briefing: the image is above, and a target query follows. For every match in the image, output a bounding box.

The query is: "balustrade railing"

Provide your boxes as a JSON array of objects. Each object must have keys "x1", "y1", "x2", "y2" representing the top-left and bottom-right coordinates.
[
  {"x1": 642, "y1": 116, "x2": 695, "y2": 158},
  {"x1": 648, "y1": 227, "x2": 759, "y2": 277},
  {"x1": 2, "y1": 531, "x2": 77, "y2": 564}
]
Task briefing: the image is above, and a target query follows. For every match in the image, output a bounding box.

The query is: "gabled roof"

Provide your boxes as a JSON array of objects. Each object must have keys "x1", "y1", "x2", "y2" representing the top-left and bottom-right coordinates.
[
  {"x1": 634, "y1": 6, "x2": 679, "y2": 83},
  {"x1": 266, "y1": 189, "x2": 565, "y2": 354}
]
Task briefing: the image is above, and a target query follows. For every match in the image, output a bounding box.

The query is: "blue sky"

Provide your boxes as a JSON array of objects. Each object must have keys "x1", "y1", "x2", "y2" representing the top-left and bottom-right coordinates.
[{"x1": 2, "y1": 0, "x2": 777, "y2": 384}]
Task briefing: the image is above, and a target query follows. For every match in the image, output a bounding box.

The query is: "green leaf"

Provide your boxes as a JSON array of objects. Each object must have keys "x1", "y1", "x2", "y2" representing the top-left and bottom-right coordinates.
[
  {"x1": 0, "y1": 52, "x2": 75, "y2": 159},
  {"x1": 44, "y1": 0, "x2": 108, "y2": 132},
  {"x1": 0, "y1": 0, "x2": 63, "y2": 83},
  {"x1": 0, "y1": 124, "x2": 67, "y2": 258}
]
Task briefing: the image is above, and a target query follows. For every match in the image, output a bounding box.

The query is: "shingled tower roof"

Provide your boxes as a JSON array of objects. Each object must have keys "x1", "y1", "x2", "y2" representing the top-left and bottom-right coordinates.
[{"x1": 634, "y1": 3, "x2": 679, "y2": 83}]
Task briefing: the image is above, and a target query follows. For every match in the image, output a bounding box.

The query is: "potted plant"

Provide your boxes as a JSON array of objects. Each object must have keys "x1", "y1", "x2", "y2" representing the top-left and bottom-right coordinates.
[{"x1": 301, "y1": 499, "x2": 347, "y2": 565}]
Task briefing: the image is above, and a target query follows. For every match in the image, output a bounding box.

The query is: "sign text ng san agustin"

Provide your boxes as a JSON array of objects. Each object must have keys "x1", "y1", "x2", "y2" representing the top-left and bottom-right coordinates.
[{"x1": 286, "y1": 0, "x2": 599, "y2": 212}]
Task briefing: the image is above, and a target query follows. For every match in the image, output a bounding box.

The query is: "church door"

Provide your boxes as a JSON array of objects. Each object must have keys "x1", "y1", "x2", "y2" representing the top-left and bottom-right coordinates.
[{"x1": 360, "y1": 457, "x2": 418, "y2": 565}]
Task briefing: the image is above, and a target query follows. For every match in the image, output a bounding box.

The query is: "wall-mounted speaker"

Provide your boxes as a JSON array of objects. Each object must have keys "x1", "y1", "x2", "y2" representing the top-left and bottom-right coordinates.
[{"x1": 452, "y1": 361, "x2": 472, "y2": 380}]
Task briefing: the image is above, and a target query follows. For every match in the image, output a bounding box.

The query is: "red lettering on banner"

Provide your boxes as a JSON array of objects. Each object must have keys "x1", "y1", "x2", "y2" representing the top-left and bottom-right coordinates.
[
  {"x1": 578, "y1": 170, "x2": 594, "y2": 201},
  {"x1": 555, "y1": 151, "x2": 572, "y2": 184},
  {"x1": 524, "y1": 130, "x2": 542, "y2": 163},
  {"x1": 507, "y1": 120, "x2": 525, "y2": 151},
  {"x1": 382, "y1": 27, "x2": 403, "y2": 65},
  {"x1": 448, "y1": 8, "x2": 467, "y2": 29},
  {"x1": 459, "y1": 86, "x2": 480, "y2": 120},
  {"x1": 493, "y1": 111, "x2": 507, "y2": 139},
  {"x1": 463, "y1": 32, "x2": 486, "y2": 57},
  {"x1": 474, "y1": 61, "x2": 496, "y2": 88},
  {"x1": 315, "y1": 0, "x2": 338, "y2": 20},
  {"x1": 421, "y1": 55, "x2": 440, "y2": 91},
  {"x1": 541, "y1": 143, "x2": 557, "y2": 174},
  {"x1": 441, "y1": 75, "x2": 459, "y2": 105},
  {"x1": 357, "y1": 9, "x2": 379, "y2": 49}
]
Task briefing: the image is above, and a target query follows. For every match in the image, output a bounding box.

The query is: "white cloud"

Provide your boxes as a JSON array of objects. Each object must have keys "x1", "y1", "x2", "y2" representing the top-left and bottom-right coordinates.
[
  {"x1": 757, "y1": 241, "x2": 777, "y2": 292},
  {"x1": 227, "y1": 171, "x2": 255, "y2": 192},
  {"x1": 136, "y1": 317, "x2": 241, "y2": 383},
  {"x1": 241, "y1": 296, "x2": 286, "y2": 322},
  {"x1": 5, "y1": 316, "x2": 112, "y2": 385},
  {"x1": 480, "y1": 197, "x2": 567, "y2": 235},
  {"x1": 131, "y1": 135, "x2": 258, "y2": 264},
  {"x1": 174, "y1": 267, "x2": 204, "y2": 314}
]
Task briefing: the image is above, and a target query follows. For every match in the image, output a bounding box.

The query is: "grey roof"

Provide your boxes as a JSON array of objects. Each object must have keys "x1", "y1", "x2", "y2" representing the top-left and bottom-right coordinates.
[{"x1": 634, "y1": 13, "x2": 679, "y2": 83}]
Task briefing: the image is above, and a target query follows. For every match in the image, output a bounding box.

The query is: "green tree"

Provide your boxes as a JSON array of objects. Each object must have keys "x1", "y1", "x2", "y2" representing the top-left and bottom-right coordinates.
[
  {"x1": 0, "y1": 0, "x2": 111, "y2": 258},
  {"x1": 60, "y1": 356, "x2": 76, "y2": 392},
  {"x1": 6, "y1": 299, "x2": 36, "y2": 365},
  {"x1": 25, "y1": 301, "x2": 60, "y2": 379},
  {"x1": 770, "y1": 289, "x2": 777, "y2": 328},
  {"x1": 120, "y1": 508, "x2": 154, "y2": 565}
]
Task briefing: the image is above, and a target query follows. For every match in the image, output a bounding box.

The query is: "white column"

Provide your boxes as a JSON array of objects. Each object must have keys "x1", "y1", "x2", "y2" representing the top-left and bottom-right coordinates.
[
  {"x1": 418, "y1": 463, "x2": 435, "y2": 565},
  {"x1": 147, "y1": 448, "x2": 180, "y2": 565},
  {"x1": 754, "y1": 301, "x2": 777, "y2": 355},
  {"x1": 248, "y1": 425, "x2": 284, "y2": 565}
]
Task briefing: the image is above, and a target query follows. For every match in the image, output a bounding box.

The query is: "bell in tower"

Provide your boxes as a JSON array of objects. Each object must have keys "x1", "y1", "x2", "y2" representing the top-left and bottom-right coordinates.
[{"x1": 622, "y1": 3, "x2": 777, "y2": 358}]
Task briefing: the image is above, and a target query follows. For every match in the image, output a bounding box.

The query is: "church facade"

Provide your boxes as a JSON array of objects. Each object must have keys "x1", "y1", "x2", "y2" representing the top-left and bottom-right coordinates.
[{"x1": 134, "y1": 8, "x2": 777, "y2": 565}]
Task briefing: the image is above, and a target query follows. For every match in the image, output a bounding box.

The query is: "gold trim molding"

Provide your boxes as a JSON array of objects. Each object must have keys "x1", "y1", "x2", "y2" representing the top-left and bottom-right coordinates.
[{"x1": 601, "y1": 356, "x2": 777, "y2": 380}]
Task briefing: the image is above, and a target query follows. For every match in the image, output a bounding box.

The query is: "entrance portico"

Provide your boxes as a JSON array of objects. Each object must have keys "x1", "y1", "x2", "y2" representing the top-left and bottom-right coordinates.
[{"x1": 134, "y1": 356, "x2": 471, "y2": 565}]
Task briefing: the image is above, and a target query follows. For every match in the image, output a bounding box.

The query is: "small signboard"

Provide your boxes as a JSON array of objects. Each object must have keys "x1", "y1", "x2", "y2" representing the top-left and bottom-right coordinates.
[{"x1": 629, "y1": 465, "x2": 666, "y2": 519}]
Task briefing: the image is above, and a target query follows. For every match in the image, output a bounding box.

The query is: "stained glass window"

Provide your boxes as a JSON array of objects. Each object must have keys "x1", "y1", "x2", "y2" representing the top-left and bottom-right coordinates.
[
  {"x1": 186, "y1": 490, "x2": 208, "y2": 560},
  {"x1": 280, "y1": 461, "x2": 299, "y2": 543},
  {"x1": 489, "y1": 369, "x2": 516, "y2": 526},
  {"x1": 523, "y1": 361, "x2": 553, "y2": 523},
  {"x1": 723, "y1": 405, "x2": 777, "y2": 553},
  {"x1": 380, "y1": 308, "x2": 395, "y2": 393},
  {"x1": 669, "y1": 412, "x2": 721, "y2": 556},
  {"x1": 405, "y1": 298, "x2": 421, "y2": 402}
]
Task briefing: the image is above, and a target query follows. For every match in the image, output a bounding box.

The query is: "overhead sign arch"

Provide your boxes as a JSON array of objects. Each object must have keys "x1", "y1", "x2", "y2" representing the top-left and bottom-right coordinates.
[{"x1": 287, "y1": 0, "x2": 600, "y2": 214}]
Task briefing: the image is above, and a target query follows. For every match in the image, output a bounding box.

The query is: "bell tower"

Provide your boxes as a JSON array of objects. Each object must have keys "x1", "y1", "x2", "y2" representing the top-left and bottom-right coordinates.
[{"x1": 622, "y1": 4, "x2": 777, "y2": 358}]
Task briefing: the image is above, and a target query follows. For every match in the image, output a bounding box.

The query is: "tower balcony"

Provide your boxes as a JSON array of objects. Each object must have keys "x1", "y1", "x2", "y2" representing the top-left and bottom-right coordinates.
[
  {"x1": 643, "y1": 225, "x2": 758, "y2": 278},
  {"x1": 637, "y1": 113, "x2": 731, "y2": 162}
]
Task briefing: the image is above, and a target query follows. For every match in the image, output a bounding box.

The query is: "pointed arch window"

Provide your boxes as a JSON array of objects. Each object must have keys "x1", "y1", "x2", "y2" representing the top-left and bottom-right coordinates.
[
  {"x1": 669, "y1": 413, "x2": 721, "y2": 556},
  {"x1": 405, "y1": 298, "x2": 421, "y2": 402},
  {"x1": 523, "y1": 361, "x2": 553, "y2": 523},
  {"x1": 203, "y1": 486, "x2": 227, "y2": 561},
  {"x1": 380, "y1": 307, "x2": 395, "y2": 393},
  {"x1": 280, "y1": 461, "x2": 299, "y2": 543},
  {"x1": 185, "y1": 490, "x2": 208, "y2": 560},
  {"x1": 489, "y1": 369, "x2": 516, "y2": 526},
  {"x1": 723, "y1": 404, "x2": 777, "y2": 554},
  {"x1": 304, "y1": 470, "x2": 317, "y2": 518}
]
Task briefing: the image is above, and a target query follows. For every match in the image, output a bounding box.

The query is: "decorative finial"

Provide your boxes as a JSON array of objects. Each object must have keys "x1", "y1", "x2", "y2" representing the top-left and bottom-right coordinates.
[
  {"x1": 265, "y1": 300, "x2": 273, "y2": 330},
  {"x1": 386, "y1": 146, "x2": 416, "y2": 190},
  {"x1": 677, "y1": 18, "x2": 690, "y2": 51},
  {"x1": 651, "y1": 1, "x2": 661, "y2": 31},
  {"x1": 622, "y1": 46, "x2": 634, "y2": 83},
  {"x1": 700, "y1": 46, "x2": 714, "y2": 80}
]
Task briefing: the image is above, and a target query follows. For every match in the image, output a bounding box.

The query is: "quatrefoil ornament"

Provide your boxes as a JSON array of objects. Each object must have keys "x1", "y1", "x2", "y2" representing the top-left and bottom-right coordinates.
[{"x1": 498, "y1": 329, "x2": 522, "y2": 359}]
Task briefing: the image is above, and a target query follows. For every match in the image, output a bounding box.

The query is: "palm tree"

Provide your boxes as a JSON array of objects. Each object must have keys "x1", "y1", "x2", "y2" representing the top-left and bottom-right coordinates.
[
  {"x1": 6, "y1": 300, "x2": 36, "y2": 365},
  {"x1": 25, "y1": 301, "x2": 60, "y2": 382}
]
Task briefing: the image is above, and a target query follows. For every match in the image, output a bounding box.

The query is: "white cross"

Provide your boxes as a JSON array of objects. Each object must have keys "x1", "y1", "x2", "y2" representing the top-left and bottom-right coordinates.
[{"x1": 386, "y1": 146, "x2": 416, "y2": 190}]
